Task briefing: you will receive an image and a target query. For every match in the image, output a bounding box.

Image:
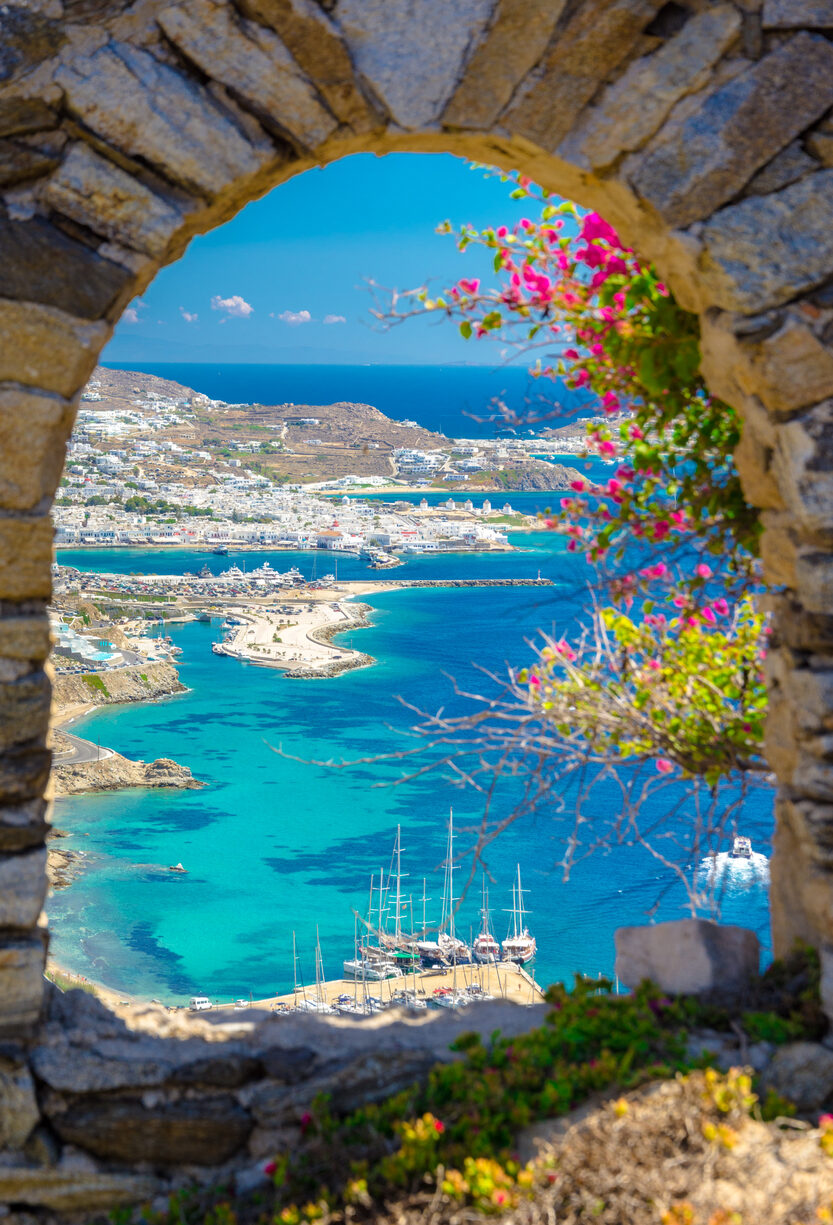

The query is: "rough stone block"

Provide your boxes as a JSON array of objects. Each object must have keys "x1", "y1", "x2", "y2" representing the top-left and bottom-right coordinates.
[
  {"x1": 56, "y1": 41, "x2": 273, "y2": 197},
  {"x1": 0, "y1": 1056, "x2": 39, "y2": 1148},
  {"x1": 614, "y1": 919, "x2": 760, "y2": 994},
  {"x1": 0, "y1": 747, "x2": 52, "y2": 805},
  {"x1": 443, "y1": 0, "x2": 566, "y2": 131},
  {"x1": 0, "y1": 930, "x2": 46, "y2": 1036},
  {"x1": 0, "y1": 1165, "x2": 156, "y2": 1211},
  {"x1": 773, "y1": 400, "x2": 833, "y2": 535},
  {"x1": 51, "y1": 1094, "x2": 252, "y2": 1165},
  {"x1": 806, "y1": 129, "x2": 833, "y2": 168},
  {"x1": 235, "y1": 0, "x2": 378, "y2": 131},
  {"x1": 503, "y1": 0, "x2": 662, "y2": 152},
  {"x1": 746, "y1": 140, "x2": 819, "y2": 196},
  {"x1": 795, "y1": 551, "x2": 833, "y2": 614},
  {"x1": 0, "y1": 518, "x2": 53, "y2": 600},
  {"x1": 0, "y1": 388, "x2": 74, "y2": 512},
  {"x1": 759, "y1": 1041, "x2": 833, "y2": 1110},
  {"x1": 0, "y1": 138, "x2": 57, "y2": 188},
  {"x1": 739, "y1": 317, "x2": 833, "y2": 416},
  {"x1": 0, "y1": 671, "x2": 50, "y2": 750},
  {"x1": 44, "y1": 144, "x2": 185, "y2": 261},
  {"x1": 0, "y1": 616, "x2": 51, "y2": 663},
  {"x1": 337, "y1": 0, "x2": 495, "y2": 129},
  {"x1": 763, "y1": 0, "x2": 833, "y2": 27},
  {"x1": 0, "y1": 798, "x2": 50, "y2": 853},
  {"x1": 159, "y1": 0, "x2": 338, "y2": 151},
  {"x1": 0, "y1": 96, "x2": 57, "y2": 138},
  {"x1": 0, "y1": 213, "x2": 132, "y2": 321},
  {"x1": 0, "y1": 7, "x2": 65, "y2": 83},
  {"x1": 632, "y1": 33, "x2": 833, "y2": 228},
  {"x1": 699, "y1": 169, "x2": 833, "y2": 313},
  {"x1": 0, "y1": 299, "x2": 108, "y2": 398},
  {"x1": 559, "y1": 4, "x2": 741, "y2": 170},
  {"x1": 0, "y1": 847, "x2": 47, "y2": 928}
]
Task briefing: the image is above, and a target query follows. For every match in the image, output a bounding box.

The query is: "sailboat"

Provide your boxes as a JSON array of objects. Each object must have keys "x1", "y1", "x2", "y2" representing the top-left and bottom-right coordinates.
[
  {"x1": 501, "y1": 865, "x2": 537, "y2": 965},
  {"x1": 296, "y1": 928, "x2": 334, "y2": 1013},
  {"x1": 414, "y1": 876, "x2": 446, "y2": 968},
  {"x1": 472, "y1": 876, "x2": 500, "y2": 964},
  {"x1": 437, "y1": 810, "x2": 471, "y2": 965}
]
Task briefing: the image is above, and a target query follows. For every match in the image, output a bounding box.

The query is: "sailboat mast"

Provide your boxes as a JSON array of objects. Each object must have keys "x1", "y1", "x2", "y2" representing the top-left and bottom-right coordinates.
[
  {"x1": 394, "y1": 825, "x2": 402, "y2": 941},
  {"x1": 447, "y1": 809, "x2": 455, "y2": 942}
]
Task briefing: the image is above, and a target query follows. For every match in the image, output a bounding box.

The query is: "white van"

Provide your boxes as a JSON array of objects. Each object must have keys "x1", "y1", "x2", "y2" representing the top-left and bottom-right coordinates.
[{"x1": 188, "y1": 995, "x2": 212, "y2": 1011}]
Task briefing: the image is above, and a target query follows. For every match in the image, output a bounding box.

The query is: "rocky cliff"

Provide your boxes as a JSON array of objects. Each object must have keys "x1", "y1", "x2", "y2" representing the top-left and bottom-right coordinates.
[
  {"x1": 52, "y1": 751, "x2": 202, "y2": 799},
  {"x1": 53, "y1": 662, "x2": 186, "y2": 713}
]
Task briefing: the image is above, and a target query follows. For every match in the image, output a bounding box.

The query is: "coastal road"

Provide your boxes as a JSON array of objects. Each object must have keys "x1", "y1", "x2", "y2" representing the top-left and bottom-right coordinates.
[{"x1": 55, "y1": 731, "x2": 115, "y2": 766}]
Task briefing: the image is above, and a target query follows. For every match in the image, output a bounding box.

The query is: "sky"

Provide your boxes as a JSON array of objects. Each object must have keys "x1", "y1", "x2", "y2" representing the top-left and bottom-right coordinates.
[{"x1": 104, "y1": 154, "x2": 543, "y2": 366}]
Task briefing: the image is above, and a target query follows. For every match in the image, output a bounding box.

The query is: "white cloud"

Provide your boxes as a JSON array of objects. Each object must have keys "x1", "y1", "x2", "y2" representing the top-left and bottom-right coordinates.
[
  {"x1": 122, "y1": 297, "x2": 146, "y2": 325},
  {"x1": 180, "y1": 307, "x2": 198, "y2": 323},
  {"x1": 323, "y1": 314, "x2": 346, "y2": 325},
  {"x1": 211, "y1": 294, "x2": 254, "y2": 319},
  {"x1": 277, "y1": 309, "x2": 312, "y2": 326}
]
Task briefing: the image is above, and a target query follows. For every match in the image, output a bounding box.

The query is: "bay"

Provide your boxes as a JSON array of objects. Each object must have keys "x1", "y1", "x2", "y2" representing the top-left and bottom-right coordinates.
[{"x1": 50, "y1": 533, "x2": 774, "y2": 1003}]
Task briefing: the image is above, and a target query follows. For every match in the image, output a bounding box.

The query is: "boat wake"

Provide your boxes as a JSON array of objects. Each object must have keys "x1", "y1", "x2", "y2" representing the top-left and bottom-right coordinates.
[{"x1": 696, "y1": 850, "x2": 770, "y2": 891}]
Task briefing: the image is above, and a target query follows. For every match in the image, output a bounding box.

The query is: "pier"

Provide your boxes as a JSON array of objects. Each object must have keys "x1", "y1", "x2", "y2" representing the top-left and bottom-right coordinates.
[{"x1": 212, "y1": 960, "x2": 545, "y2": 1013}]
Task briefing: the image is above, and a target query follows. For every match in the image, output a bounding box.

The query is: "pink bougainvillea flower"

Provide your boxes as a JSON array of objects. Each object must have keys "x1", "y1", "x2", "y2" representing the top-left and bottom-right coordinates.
[
  {"x1": 695, "y1": 563, "x2": 712, "y2": 579},
  {"x1": 529, "y1": 673, "x2": 541, "y2": 686},
  {"x1": 563, "y1": 348, "x2": 579, "y2": 360},
  {"x1": 602, "y1": 391, "x2": 620, "y2": 412},
  {"x1": 598, "y1": 440, "x2": 617, "y2": 456},
  {"x1": 656, "y1": 758, "x2": 673, "y2": 774},
  {"x1": 700, "y1": 607, "x2": 717, "y2": 625},
  {"x1": 820, "y1": 1114, "x2": 833, "y2": 1129},
  {"x1": 672, "y1": 595, "x2": 687, "y2": 608},
  {"x1": 647, "y1": 659, "x2": 661, "y2": 671},
  {"x1": 264, "y1": 1161, "x2": 278, "y2": 1177},
  {"x1": 629, "y1": 425, "x2": 644, "y2": 440},
  {"x1": 580, "y1": 212, "x2": 621, "y2": 247},
  {"x1": 458, "y1": 278, "x2": 480, "y2": 295},
  {"x1": 570, "y1": 479, "x2": 586, "y2": 492},
  {"x1": 300, "y1": 1111, "x2": 313, "y2": 1133},
  {"x1": 433, "y1": 1118, "x2": 445, "y2": 1134},
  {"x1": 496, "y1": 225, "x2": 508, "y2": 239},
  {"x1": 655, "y1": 281, "x2": 669, "y2": 296},
  {"x1": 713, "y1": 598, "x2": 730, "y2": 617}
]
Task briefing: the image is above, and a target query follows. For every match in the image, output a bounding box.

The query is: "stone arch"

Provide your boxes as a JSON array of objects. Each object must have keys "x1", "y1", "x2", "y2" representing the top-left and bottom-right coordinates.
[{"x1": 3, "y1": 0, "x2": 833, "y2": 1201}]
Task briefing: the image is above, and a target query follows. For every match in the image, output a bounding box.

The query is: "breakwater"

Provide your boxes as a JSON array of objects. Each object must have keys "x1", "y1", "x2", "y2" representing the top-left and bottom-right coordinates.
[{"x1": 392, "y1": 578, "x2": 553, "y2": 588}]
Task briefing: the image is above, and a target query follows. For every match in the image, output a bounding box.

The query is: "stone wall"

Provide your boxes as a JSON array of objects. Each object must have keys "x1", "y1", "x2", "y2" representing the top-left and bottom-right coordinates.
[{"x1": 3, "y1": 0, "x2": 833, "y2": 1210}]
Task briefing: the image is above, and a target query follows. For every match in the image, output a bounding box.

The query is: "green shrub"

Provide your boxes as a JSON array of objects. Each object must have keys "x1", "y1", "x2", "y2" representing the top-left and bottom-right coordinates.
[{"x1": 81, "y1": 673, "x2": 109, "y2": 696}]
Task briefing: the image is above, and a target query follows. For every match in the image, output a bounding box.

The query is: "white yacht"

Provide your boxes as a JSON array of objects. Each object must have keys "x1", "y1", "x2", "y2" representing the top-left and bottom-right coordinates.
[{"x1": 501, "y1": 865, "x2": 537, "y2": 965}]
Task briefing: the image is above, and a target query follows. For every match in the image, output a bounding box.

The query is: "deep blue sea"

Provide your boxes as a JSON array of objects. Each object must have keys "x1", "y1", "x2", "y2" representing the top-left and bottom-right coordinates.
[
  {"x1": 51, "y1": 532, "x2": 775, "y2": 1004},
  {"x1": 99, "y1": 362, "x2": 587, "y2": 439}
]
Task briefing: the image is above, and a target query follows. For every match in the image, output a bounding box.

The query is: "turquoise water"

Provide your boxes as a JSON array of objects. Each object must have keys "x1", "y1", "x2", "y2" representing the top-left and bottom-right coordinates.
[{"x1": 50, "y1": 535, "x2": 775, "y2": 1003}]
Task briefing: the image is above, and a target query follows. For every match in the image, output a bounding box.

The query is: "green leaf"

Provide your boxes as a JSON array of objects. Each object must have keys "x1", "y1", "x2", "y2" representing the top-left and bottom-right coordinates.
[{"x1": 459, "y1": 320, "x2": 473, "y2": 340}]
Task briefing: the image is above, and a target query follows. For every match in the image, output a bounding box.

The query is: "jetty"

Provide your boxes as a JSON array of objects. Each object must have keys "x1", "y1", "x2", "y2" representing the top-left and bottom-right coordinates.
[{"x1": 212, "y1": 960, "x2": 544, "y2": 1013}]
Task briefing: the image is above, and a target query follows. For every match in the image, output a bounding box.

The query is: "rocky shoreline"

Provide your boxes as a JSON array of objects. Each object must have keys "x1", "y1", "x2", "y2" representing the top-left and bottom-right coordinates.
[{"x1": 52, "y1": 748, "x2": 203, "y2": 798}]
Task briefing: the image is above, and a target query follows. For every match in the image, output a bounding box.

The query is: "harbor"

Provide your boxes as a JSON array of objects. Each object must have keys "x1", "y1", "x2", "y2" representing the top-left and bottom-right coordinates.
[{"x1": 196, "y1": 818, "x2": 546, "y2": 1016}]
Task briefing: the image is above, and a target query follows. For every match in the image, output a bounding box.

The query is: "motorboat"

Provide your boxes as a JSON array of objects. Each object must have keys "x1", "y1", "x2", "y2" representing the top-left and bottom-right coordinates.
[
  {"x1": 168, "y1": 862, "x2": 187, "y2": 873},
  {"x1": 730, "y1": 835, "x2": 752, "y2": 859},
  {"x1": 389, "y1": 990, "x2": 427, "y2": 1011},
  {"x1": 431, "y1": 987, "x2": 470, "y2": 1010}
]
